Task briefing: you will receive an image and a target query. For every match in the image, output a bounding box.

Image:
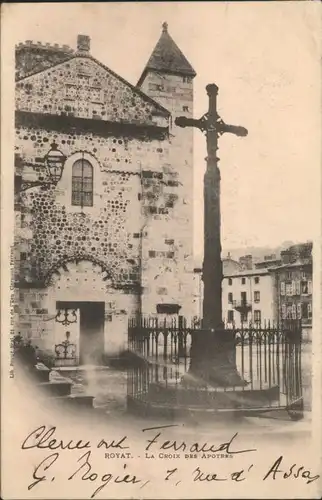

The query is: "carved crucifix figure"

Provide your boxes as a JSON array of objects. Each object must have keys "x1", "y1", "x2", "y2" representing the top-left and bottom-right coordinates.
[{"x1": 176, "y1": 84, "x2": 248, "y2": 387}]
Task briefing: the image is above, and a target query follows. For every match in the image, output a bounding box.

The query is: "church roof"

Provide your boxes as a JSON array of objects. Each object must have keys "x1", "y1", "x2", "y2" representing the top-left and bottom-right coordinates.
[
  {"x1": 15, "y1": 35, "x2": 170, "y2": 123},
  {"x1": 137, "y1": 22, "x2": 196, "y2": 86},
  {"x1": 15, "y1": 53, "x2": 170, "y2": 130}
]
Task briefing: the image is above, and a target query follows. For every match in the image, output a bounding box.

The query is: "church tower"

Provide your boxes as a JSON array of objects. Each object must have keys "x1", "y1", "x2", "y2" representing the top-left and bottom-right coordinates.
[
  {"x1": 137, "y1": 23, "x2": 196, "y2": 319},
  {"x1": 137, "y1": 22, "x2": 196, "y2": 119}
]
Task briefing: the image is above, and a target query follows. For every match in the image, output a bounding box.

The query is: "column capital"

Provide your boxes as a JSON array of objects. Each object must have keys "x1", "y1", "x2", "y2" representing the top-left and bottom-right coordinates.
[{"x1": 206, "y1": 83, "x2": 219, "y2": 96}]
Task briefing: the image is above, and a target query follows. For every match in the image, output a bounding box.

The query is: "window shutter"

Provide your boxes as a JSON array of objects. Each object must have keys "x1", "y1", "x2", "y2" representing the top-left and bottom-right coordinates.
[
  {"x1": 281, "y1": 282, "x2": 285, "y2": 295},
  {"x1": 291, "y1": 281, "x2": 296, "y2": 295},
  {"x1": 296, "y1": 280, "x2": 301, "y2": 295},
  {"x1": 281, "y1": 304, "x2": 286, "y2": 319},
  {"x1": 308, "y1": 303, "x2": 312, "y2": 318},
  {"x1": 297, "y1": 303, "x2": 302, "y2": 319},
  {"x1": 308, "y1": 280, "x2": 312, "y2": 294}
]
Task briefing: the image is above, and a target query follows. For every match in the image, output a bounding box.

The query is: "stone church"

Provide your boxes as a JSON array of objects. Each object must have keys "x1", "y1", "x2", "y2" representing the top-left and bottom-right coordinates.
[{"x1": 14, "y1": 23, "x2": 196, "y2": 365}]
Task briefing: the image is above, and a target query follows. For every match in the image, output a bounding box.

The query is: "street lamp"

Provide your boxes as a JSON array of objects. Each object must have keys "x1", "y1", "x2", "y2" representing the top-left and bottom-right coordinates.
[
  {"x1": 17, "y1": 142, "x2": 67, "y2": 193},
  {"x1": 44, "y1": 142, "x2": 66, "y2": 184}
]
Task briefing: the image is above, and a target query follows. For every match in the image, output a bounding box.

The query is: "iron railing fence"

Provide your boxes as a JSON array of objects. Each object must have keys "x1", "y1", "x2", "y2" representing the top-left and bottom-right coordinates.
[
  {"x1": 54, "y1": 339, "x2": 77, "y2": 367},
  {"x1": 127, "y1": 317, "x2": 303, "y2": 419}
]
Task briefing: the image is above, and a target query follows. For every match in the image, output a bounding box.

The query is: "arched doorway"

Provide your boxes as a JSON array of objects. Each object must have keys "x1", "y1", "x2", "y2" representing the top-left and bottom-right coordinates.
[
  {"x1": 56, "y1": 300, "x2": 105, "y2": 365},
  {"x1": 47, "y1": 259, "x2": 113, "y2": 366}
]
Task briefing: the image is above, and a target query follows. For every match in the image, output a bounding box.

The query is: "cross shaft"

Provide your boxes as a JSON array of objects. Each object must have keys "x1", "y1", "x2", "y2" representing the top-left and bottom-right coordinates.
[{"x1": 175, "y1": 83, "x2": 247, "y2": 329}]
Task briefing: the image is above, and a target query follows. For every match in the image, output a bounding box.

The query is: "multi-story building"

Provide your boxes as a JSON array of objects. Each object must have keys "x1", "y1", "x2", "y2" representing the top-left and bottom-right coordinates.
[
  {"x1": 194, "y1": 264, "x2": 276, "y2": 328},
  {"x1": 270, "y1": 242, "x2": 313, "y2": 333},
  {"x1": 193, "y1": 243, "x2": 313, "y2": 331},
  {"x1": 193, "y1": 253, "x2": 242, "y2": 320},
  {"x1": 14, "y1": 24, "x2": 196, "y2": 364},
  {"x1": 222, "y1": 268, "x2": 275, "y2": 327}
]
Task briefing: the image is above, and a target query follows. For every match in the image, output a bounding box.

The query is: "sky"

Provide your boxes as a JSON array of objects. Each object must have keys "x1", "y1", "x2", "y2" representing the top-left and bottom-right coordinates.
[{"x1": 3, "y1": 1, "x2": 321, "y2": 257}]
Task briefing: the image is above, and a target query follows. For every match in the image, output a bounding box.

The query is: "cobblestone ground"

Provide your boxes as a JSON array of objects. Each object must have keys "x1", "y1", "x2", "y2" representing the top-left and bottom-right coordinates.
[{"x1": 68, "y1": 367, "x2": 128, "y2": 415}]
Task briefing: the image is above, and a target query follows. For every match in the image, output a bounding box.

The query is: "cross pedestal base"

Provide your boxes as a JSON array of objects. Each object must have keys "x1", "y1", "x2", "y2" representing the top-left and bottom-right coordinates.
[{"x1": 182, "y1": 329, "x2": 247, "y2": 388}]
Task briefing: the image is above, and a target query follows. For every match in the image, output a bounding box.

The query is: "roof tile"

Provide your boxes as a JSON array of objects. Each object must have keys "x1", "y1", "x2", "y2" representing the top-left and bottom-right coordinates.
[{"x1": 138, "y1": 22, "x2": 196, "y2": 84}]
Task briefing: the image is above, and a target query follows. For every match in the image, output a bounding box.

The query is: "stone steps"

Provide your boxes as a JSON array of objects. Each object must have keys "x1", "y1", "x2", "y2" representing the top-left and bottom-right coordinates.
[
  {"x1": 34, "y1": 363, "x2": 51, "y2": 382},
  {"x1": 38, "y1": 380, "x2": 73, "y2": 397},
  {"x1": 28, "y1": 363, "x2": 95, "y2": 410}
]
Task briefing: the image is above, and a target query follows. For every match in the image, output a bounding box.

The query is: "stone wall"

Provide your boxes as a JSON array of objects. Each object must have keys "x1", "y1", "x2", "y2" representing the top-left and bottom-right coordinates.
[
  {"x1": 15, "y1": 122, "x2": 195, "y2": 353},
  {"x1": 18, "y1": 262, "x2": 137, "y2": 356},
  {"x1": 138, "y1": 72, "x2": 194, "y2": 318},
  {"x1": 15, "y1": 47, "x2": 195, "y2": 360},
  {"x1": 16, "y1": 55, "x2": 168, "y2": 126}
]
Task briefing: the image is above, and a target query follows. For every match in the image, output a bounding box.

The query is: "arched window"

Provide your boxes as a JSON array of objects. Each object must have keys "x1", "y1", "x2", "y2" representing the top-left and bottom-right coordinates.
[{"x1": 71, "y1": 159, "x2": 93, "y2": 207}]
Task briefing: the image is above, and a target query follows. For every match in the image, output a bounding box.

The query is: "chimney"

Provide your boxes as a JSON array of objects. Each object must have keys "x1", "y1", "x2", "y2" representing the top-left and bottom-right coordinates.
[
  {"x1": 77, "y1": 34, "x2": 90, "y2": 53},
  {"x1": 281, "y1": 250, "x2": 291, "y2": 265},
  {"x1": 239, "y1": 254, "x2": 253, "y2": 270},
  {"x1": 264, "y1": 253, "x2": 276, "y2": 261}
]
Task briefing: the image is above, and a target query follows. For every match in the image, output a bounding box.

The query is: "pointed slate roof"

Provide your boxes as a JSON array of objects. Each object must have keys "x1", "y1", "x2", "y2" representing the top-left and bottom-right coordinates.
[{"x1": 137, "y1": 22, "x2": 196, "y2": 86}]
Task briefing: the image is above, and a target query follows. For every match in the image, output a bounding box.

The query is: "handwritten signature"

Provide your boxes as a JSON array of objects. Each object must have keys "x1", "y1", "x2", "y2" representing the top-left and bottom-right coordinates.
[
  {"x1": 20, "y1": 424, "x2": 320, "y2": 497},
  {"x1": 22, "y1": 425, "x2": 129, "y2": 451},
  {"x1": 28, "y1": 451, "x2": 141, "y2": 498},
  {"x1": 22, "y1": 424, "x2": 255, "y2": 455}
]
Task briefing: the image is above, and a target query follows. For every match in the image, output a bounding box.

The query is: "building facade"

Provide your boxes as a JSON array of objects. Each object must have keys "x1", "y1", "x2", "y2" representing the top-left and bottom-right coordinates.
[
  {"x1": 193, "y1": 265, "x2": 276, "y2": 328},
  {"x1": 193, "y1": 243, "x2": 313, "y2": 331},
  {"x1": 222, "y1": 269, "x2": 275, "y2": 327},
  {"x1": 270, "y1": 242, "x2": 313, "y2": 334},
  {"x1": 14, "y1": 26, "x2": 196, "y2": 364},
  {"x1": 193, "y1": 253, "x2": 243, "y2": 320}
]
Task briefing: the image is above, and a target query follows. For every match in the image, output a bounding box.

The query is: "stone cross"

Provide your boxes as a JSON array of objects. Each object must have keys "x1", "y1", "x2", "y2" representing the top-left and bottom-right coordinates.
[{"x1": 175, "y1": 84, "x2": 247, "y2": 330}]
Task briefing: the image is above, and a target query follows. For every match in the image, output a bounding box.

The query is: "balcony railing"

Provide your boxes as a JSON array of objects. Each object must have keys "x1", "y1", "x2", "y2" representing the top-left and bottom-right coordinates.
[{"x1": 232, "y1": 300, "x2": 252, "y2": 312}]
